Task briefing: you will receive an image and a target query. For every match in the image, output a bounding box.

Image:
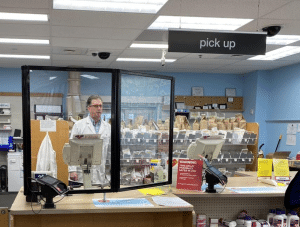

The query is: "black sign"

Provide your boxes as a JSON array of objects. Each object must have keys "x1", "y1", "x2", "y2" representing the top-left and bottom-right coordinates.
[{"x1": 168, "y1": 29, "x2": 267, "y2": 55}]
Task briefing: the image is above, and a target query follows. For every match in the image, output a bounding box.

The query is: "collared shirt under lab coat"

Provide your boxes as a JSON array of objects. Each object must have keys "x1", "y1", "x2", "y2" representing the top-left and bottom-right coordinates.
[{"x1": 69, "y1": 116, "x2": 111, "y2": 185}]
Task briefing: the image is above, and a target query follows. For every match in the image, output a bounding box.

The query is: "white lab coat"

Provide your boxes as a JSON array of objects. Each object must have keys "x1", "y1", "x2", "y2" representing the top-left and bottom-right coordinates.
[
  {"x1": 69, "y1": 116, "x2": 111, "y2": 185},
  {"x1": 36, "y1": 132, "x2": 57, "y2": 178}
]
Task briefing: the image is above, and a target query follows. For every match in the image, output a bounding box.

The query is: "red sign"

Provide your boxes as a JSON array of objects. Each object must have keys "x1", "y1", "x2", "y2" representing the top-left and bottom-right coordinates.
[{"x1": 176, "y1": 159, "x2": 203, "y2": 191}]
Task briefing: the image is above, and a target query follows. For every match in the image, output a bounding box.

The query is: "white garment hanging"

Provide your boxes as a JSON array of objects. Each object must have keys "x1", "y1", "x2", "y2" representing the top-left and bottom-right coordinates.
[{"x1": 36, "y1": 132, "x2": 57, "y2": 178}]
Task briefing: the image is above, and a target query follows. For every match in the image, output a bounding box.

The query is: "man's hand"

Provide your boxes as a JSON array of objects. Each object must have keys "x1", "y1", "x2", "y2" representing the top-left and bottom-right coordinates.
[{"x1": 70, "y1": 172, "x2": 78, "y2": 181}]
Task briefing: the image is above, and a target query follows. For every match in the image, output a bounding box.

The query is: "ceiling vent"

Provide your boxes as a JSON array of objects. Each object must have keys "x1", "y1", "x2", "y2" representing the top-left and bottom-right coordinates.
[{"x1": 52, "y1": 47, "x2": 88, "y2": 55}]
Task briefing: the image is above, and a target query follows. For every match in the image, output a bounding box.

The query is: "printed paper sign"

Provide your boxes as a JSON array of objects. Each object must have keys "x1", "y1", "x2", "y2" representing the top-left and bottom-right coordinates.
[
  {"x1": 257, "y1": 158, "x2": 272, "y2": 177},
  {"x1": 176, "y1": 159, "x2": 203, "y2": 191},
  {"x1": 273, "y1": 159, "x2": 289, "y2": 177},
  {"x1": 40, "y1": 120, "x2": 56, "y2": 132}
]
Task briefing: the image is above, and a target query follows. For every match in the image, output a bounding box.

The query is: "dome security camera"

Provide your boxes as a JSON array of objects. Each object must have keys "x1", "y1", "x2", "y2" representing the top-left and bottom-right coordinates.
[
  {"x1": 98, "y1": 52, "x2": 110, "y2": 60},
  {"x1": 262, "y1": 26, "x2": 281, "y2": 37}
]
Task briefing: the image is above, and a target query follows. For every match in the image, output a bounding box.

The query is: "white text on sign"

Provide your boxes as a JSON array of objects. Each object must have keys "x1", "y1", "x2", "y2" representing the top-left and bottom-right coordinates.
[{"x1": 200, "y1": 38, "x2": 236, "y2": 50}]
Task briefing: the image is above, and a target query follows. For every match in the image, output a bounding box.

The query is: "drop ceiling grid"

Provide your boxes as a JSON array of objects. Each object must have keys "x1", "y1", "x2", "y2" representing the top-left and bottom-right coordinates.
[{"x1": 0, "y1": 0, "x2": 49, "y2": 9}]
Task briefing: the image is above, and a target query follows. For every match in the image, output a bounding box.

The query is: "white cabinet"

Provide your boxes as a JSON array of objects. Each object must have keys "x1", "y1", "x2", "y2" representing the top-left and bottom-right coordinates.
[{"x1": 7, "y1": 152, "x2": 23, "y2": 192}]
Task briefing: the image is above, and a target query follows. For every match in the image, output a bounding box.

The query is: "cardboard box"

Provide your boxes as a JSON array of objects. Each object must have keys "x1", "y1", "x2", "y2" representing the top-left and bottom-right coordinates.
[
  {"x1": 289, "y1": 160, "x2": 300, "y2": 168},
  {"x1": 266, "y1": 151, "x2": 291, "y2": 159}
]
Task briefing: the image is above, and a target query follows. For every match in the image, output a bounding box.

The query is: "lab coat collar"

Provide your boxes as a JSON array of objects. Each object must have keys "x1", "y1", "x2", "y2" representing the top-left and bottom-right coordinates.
[{"x1": 86, "y1": 116, "x2": 96, "y2": 134}]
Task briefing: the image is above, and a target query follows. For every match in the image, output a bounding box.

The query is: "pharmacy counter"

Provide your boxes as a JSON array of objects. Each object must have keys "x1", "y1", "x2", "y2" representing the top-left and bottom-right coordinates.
[
  {"x1": 172, "y1": 171, "x2": 296, "y2": 220},
  {"x1": 10, "y1": 188, "x2": 193, "y2": 227}
]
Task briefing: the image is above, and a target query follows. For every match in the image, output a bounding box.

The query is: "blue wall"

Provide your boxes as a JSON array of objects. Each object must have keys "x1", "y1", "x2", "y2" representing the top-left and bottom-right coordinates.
[
  {"x1": 3, "y1": 64, "x2": 300, "y2": 158},
  {"x1": 0, "y1": 68, "x2": 22, "y2": 92},
  {"x1": 243, "y1": 71, "x2": 258, "y2": 123},
  {"x1": 159, "y1": 72, "x2": 244, "y2": 96},
  {"x1": 259, "y1": 63, "x2": 300, "y2": 157}
]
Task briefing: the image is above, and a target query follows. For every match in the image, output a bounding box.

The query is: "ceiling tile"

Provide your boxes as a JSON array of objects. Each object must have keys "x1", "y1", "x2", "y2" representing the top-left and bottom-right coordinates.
[
  {"x1": 50, "y1": 10, "x2": 156, "y2": 29},
  {"x1": 51, "y1": 26, "x2": 143, "y2": 40},
  {"x1": 0, "y1": 0, "x2": 49, "y2": 9},
  {"x1": 51, "y1": 37, "x2": 132, "y2": 49}
]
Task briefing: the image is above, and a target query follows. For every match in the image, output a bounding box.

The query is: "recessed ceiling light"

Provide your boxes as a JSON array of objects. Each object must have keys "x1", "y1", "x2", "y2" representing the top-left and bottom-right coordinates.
[
  {"x1": 130, "y1": 43, "x2": 168, "y2": 49},
  {"x1": 80, "y1": 74, "x2": 99, "y2": 79},
  {"x1": 267, "y1": 35, "x2": 300, "y2": 45},
  {"x1": 0, "y1": 38, "x2": 49, "y2": 45},
  {"x1": 148, "y1": 16, "x2": 253, "y2": 30},
  {"x1": 248, "y1": 46, "x2": 300, "y2": 61},
  {"x1": 117, "y1": 58, "x2": 176, "y2": 62},
  {"x1": 0, "y1": 12, "x2": 48, "y2": 21},
  {"x1": 53, "y1": 0, "x2": 168, "y2": 14},
  {"x1": 0, "y1": 54, "x2": 50, "y2": 59}
]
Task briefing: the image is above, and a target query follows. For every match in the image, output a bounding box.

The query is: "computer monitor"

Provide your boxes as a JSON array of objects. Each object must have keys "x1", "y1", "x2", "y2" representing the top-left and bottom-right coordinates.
[
  {"x1": 187, "y1": 138, "x2": 225, "y2": 162},
  {"x1": 63, "y1": 134, "x2": 103, "y2": 189},
  {"x1": 187, "y1": 137, "x2": 227, "y2": 193}
]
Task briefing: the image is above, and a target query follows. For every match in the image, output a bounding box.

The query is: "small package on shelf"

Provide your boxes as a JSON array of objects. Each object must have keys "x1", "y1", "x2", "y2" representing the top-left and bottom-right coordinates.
[
  {"x1": 247, "y1": 133, "x2": 257, "y2": 145},
  {"x1": 193, "y1": 119, "x2": 200, "y2": 130},
  {"x1": 232, "y1": 129, "x2": 245, "y2": 144},
  {"x1": 221, "y1": 151, "x2": 231, "y2": 164},
  {"x1": 195, "y1": 131, "x2": 202, "y2": 139},
  {"x1": 230, "y1": 151, "x2": 241, "y2": 164},
  {"x1": 200, "y1": 114, "x2": 208, "y2": 130},
  {"x1": 217, "y1": 119, "x2": 226, "y2": 130},
  {"x1": 224, "y1": 118, "x2": 232, "y2": 130}
]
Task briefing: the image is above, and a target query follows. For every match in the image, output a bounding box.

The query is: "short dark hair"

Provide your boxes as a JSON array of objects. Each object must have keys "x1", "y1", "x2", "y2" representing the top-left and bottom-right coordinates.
[{"x1": 86, "y1": 95, "x2": 103, "y2": 107}]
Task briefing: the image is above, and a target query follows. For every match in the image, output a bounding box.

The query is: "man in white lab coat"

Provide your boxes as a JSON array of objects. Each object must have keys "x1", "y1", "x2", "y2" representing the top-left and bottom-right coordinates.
[{"x1": 69, "y1": 95, "x2": 111, "y2": 186}]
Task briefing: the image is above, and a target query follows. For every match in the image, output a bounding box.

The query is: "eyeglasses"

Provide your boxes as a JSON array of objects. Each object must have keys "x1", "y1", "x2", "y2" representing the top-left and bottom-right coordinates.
[{"x1": 89, "y1": 105, "x2": 102, "y2": 108}]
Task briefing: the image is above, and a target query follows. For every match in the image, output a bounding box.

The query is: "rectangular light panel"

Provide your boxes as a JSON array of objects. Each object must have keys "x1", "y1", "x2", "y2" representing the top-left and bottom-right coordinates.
[
  {"x1": 267, "y1": 35, "x2": 300, "y2": 45},
  {"x1": 148, "y1": 16, "x2": 253, "y2": 30},
  {"x1": 130, "y1": 43, "x2": 168, "y2": 49},
  {"x1": 117, "y1": 58, "x2": 176, "y2": 62},
  {"x1": 53, "y1": 0, "x2": 168, "y2": 14},
  {"x1": 81, "y1": 74, "x2": 99, "y2": 79},
  {"x1": 0, "y1": 12, "x2": 48, "y2": 21},
  {"x1": 0, "y1": 38, "x2": 49, "y2": 45},
  {"x1": 248, "y1": 46, "x2": 300, "y2": 61},
  {"x1": 0, "y1": 54, "x2": 50, "y2": 59}
]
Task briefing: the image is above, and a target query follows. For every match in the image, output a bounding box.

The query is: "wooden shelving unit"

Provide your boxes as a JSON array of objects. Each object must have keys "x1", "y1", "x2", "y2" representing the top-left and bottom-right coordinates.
[{"x1": 175, "y1": 96, "x2": 243, "y2": 112}]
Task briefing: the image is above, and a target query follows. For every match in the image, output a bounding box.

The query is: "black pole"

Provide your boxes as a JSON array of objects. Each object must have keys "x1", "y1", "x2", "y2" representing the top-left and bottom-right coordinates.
[
  {"x1": 21, "y1": 66, "x2": 32, "y2": 196},
  {"x1": 168, "y1": 77, "x2": 175, "y2": 185},
  {"x1": 110, "y1": 69, "x2": 121, "y2": 192},
  {"x1": 274, "y1": 134, "x2": 282, "y2": 153}
]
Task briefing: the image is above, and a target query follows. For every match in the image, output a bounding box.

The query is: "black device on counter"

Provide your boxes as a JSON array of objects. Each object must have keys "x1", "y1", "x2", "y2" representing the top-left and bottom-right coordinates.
[
  {"x1": 203, "y1": 158, "x2": 228, "y2": 193},
  {"x1": 36, "y1": 175, "x2": 68, "y2": 209}
]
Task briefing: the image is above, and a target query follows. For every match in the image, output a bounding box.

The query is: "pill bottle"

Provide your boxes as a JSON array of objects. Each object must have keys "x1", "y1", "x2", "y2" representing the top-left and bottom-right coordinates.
[
  {"x1": 273, "y1": 210, "x2": 284, "y2": 227},
  {"x1": 229, "y1": 221, "x2": 237, "y2": 227},
  {"x1": 253, "y1": 220, "x2": 261, "y2": 227},
  {"x1": 258, "y1": 219, "x2": 270, "y2": 227},
  {"x1": 268, "y1": 209, "x2": 276, "y2": 227},
  {"x1": 236, "y1": 219, "x2": 244, "y2": 225},
  {"x1": 197, "y1": 215, "x2": 207, "y2": 227},
  {"x1": 289, "y1": 211, "x2": 299, "y2": 227},
  {"x1": 245, "y1": 216, "x2": 252, "y2": 227}
]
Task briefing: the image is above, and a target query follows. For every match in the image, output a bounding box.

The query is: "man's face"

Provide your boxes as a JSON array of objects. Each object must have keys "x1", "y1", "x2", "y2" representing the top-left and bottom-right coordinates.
[{"x1": 88, "y1": 98, "x2": 103, "y2": 122}]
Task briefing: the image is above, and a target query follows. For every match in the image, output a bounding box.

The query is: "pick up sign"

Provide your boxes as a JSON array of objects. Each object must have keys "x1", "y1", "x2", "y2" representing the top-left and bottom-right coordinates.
[{"x1": 168, "y1": 29, "x2": 267, "y2": 55}]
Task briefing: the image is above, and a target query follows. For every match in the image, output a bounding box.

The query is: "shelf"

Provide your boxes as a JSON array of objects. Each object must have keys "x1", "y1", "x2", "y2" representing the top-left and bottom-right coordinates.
[
  {"x1": 0, "y1": 129, "x2": 12, "y2": 131},
  {"x1": 266, "y1": 120, "x2": 300, "y2": 123},
  {"x1": 0, "y1": 114, "x2": 11, "y2": 116},
  {"x1": 189, "y1": 109, "x2": 244, "y2": 112},
  {"x1": 0, "y1": 121, "x2": 10, "y2": 123}
]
